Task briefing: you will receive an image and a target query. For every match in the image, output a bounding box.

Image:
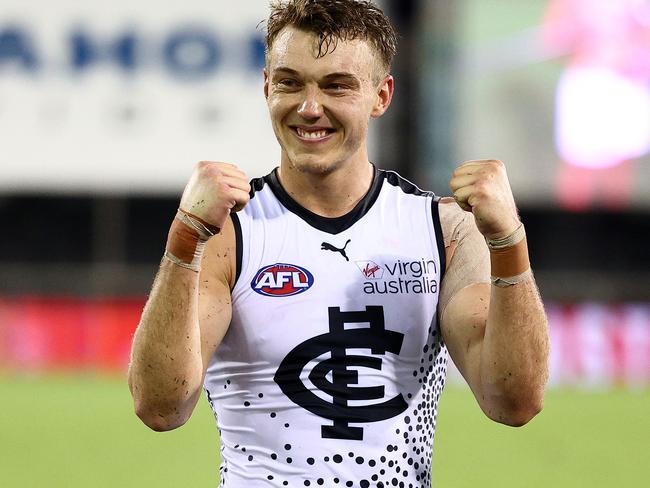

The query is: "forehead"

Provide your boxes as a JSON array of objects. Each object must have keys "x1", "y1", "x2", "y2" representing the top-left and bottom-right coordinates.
[{"x1": 267, "y1": 27, "x2": 377, "y2": 79}]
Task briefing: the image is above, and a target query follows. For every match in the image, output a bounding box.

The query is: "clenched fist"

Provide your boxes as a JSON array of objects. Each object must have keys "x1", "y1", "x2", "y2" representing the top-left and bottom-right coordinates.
[
  {"x1": 180, "y1": 161, "x2": 251, "y2": 231},
  {"x1": 449, "y1": 159, "x2": 520, "y2": 241}
]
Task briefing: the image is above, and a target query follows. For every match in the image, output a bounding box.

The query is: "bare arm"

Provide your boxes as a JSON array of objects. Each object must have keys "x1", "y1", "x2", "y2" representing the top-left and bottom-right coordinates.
[
  {"x1": 441, "y1": 160, "x2": 550, "y2": 426},
  {"x1": 442, "y1": 279, "x2": 548, "y2": 426},
  {"x1": 127, "y1": 223, "x2": 235, "y2": 431},
  {"x1": 128, "y1": 162, "x2": 250, "y2": 431}
]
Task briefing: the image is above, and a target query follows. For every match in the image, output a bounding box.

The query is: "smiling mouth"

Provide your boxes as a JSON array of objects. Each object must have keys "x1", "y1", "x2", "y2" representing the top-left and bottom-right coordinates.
[{"x1": 292, "y1": 126, "x2": 336, "y2": 141}]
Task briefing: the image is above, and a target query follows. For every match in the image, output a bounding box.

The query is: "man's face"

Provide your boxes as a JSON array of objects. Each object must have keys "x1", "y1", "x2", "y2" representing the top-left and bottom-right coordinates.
[{"x1": 264, "y1": 27, "x2": 393, "y2": 175}]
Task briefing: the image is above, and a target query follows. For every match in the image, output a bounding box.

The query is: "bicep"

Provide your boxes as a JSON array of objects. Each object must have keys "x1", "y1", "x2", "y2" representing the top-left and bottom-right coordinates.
[
  {"x1": 198, "y1": 216, "x2": 237, "y2": 372},
  {"x1": 438, "y1": 201, "x2": 491, "y2": 392},
  {"x1": 440, "y1": 282, "x2": 490, "y2": 393}
]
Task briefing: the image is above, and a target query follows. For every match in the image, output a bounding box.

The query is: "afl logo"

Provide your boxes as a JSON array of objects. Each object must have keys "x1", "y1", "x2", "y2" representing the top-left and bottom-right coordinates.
[{"x1": 251, "y1": 263, "x2": 314, "y2": 297}]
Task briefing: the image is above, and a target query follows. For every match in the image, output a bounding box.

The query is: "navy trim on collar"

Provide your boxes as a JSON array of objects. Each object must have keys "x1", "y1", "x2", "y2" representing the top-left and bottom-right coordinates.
[{"x1": 263, "y1": 166, "x2": 385, "y2": 235}]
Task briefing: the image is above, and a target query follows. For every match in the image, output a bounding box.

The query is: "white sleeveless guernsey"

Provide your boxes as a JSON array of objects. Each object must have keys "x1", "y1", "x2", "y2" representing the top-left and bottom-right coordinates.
[{"x1": 204, "y1": 167, "x2": 449, "y2": 488}]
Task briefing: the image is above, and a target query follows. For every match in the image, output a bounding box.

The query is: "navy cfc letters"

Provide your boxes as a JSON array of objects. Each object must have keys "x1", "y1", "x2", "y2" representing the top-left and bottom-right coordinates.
[{"x1": 274, "y1": 306, "x2": 408, "y2": 440}]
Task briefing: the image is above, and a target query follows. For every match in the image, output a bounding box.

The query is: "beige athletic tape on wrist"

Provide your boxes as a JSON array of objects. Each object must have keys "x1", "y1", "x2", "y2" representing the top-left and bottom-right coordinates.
[
  {"x1": 163, "y1": 209, "x2": 220, "y2": 272},
  {"x1": 491, "y1": 269, "x2": 532, "y2": 288},
  {"x1": 177, "y1": 209, "x2": 221, "y2": 240},
  {"x1": 487, "y1": 224, "x2": 531, "y2": 287},
  {"x1": 485, "y1": 223, "x2": 526, "y2": 250},
  {"x1": 163, "y1": 250, "x2": 204, "y2": 272}
]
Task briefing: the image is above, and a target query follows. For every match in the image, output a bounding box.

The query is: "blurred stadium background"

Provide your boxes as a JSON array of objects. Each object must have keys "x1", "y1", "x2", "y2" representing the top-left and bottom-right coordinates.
[{"x1": 1, "y1": 0, "x2": 648, "y2": 486}]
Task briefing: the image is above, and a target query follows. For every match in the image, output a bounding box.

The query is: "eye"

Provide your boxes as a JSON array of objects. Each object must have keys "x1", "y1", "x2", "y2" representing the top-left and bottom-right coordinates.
[
  {"x1": 327, "y1": 83, "x2": 347, "y2": 91},
  {"x1": 277, "y1": 78, "x2": 300, "y2": 88}
]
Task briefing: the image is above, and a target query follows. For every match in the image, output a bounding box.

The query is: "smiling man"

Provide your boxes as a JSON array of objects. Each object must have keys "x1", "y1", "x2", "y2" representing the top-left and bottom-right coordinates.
[{"x1": 128, "y1": 1, "x2": 550, "y2": 487}]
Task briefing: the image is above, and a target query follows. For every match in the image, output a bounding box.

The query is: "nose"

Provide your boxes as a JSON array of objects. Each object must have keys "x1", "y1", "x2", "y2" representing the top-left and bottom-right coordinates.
[{"x1": 297, "y1": 86, "x2": 323, "y2": 119}]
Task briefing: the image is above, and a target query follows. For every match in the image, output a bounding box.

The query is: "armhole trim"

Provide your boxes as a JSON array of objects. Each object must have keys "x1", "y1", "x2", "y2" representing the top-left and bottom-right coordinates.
[
  {"x1": 231, "y1": 213, "x2": 243, "y2": 289},
  {"x1": 431, "y1": 198, "x2": 447, "y2": 330},
  {"x1": 431, "y1": 198, "x2": 446, "y2": 280}
]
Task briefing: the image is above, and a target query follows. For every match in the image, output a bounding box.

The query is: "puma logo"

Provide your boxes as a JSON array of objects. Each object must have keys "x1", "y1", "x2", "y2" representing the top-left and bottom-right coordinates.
[{"x1": 321, "y1": 239, "x2": 351, "y2": 262}]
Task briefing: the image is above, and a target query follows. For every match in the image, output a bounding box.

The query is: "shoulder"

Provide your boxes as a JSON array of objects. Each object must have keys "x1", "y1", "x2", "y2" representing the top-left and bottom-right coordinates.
[
  {"x1": 438, "y1": 197, "x2": 476, "y2": 247},
  {"x1": 378, "y1": 168, "x2": 432, "y2": 197},
  {"x1": 202, "y1": 215, "x2": 238, "y2": 290}
]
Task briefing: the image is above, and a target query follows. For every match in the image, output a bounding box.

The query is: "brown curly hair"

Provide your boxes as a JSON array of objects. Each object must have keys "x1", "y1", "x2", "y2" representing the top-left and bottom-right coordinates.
[{"x1": 265, "y1": 0, "x2": 398, "y2": 74}]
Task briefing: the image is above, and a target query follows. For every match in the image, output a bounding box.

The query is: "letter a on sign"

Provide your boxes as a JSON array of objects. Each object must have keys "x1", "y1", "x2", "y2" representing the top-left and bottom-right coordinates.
[{"x1": 255, "y1": 273, "x2": 276, "y2": 289}]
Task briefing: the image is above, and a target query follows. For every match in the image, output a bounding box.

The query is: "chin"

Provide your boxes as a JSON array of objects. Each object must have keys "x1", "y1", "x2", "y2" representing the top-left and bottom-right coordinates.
[{"x1": 287, "y1": 154, "x2": 342, "y2": 175}]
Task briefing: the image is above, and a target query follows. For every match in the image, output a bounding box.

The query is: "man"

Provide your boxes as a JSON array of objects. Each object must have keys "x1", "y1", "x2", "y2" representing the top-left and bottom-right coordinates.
[{"x1": 128, "y1": 1, "x2": 549, "y2": 487}]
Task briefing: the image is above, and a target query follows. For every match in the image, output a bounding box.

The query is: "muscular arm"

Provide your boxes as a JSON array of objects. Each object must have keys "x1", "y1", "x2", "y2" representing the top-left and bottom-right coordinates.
[
  {"x1": 128, "y1": 161, "x2": 250, "y2": 432},
  {"x1": 442, "y1": 277, "x2": 548, "y2": 426},
  {"x1": 440, "y1": 161, "x2": 550, "y2": 427},
  {"x1": 127, "y1": 222, "x2": 235, "y2": 431}
]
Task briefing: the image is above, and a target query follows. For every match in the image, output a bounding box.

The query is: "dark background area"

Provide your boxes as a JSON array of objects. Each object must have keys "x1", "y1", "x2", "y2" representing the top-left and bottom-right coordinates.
[{"x1": 2, "y1": 195, "x2": 647, "y2": 301}]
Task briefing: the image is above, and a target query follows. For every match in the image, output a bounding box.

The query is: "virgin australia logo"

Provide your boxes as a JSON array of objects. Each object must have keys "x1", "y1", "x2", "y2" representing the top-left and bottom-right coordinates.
[
  {"x1": 273, "y1": 306, "x2": 407, "y2": 440},
  {"x1": 356, "y1": 258, "x2": 439, "y2": 295},
  {"x1": 356, "y1": 261, "x2": 383, "y2": 280}
]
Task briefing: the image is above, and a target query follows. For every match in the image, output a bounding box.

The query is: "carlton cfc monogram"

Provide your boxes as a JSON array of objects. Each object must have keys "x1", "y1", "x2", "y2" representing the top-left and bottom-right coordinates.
[{"x1": 274, "y1": 306, "x2": 408, "y2": 440}]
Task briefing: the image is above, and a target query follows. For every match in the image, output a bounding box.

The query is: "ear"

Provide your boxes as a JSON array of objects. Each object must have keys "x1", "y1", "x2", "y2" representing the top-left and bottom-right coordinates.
[
  {"x1": 263, "y1": 68, "x2": 270, "y2": 99},
  {"x1": 370, "y1": 75, "x2": 394, "y2": 118}
]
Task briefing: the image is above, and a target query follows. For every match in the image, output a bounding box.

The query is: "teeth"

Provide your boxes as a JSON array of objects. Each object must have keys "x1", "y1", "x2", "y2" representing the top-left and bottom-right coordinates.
[{"x1": 297, "y1": 128, "x2": 330, "y2": 139}]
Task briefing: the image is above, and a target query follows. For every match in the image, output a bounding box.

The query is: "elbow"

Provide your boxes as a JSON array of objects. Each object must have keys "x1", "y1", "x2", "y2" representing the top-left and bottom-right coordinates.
[
  {"x1": 128, "y1": 372, "x2": 198, "y2": 432},
  {"x1": 494, "y1": 402, "x2": 543, "y2": 428},
  {"x1": 133, "y1": 399, "x2": 191, "y2": 432},
  {"x1": 483, "y1": 392, "x2": 544, "y2": 427}
]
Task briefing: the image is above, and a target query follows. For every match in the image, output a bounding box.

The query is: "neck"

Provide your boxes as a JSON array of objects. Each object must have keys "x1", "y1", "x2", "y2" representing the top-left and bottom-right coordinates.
[{"x1": 277, "y1": 156, "x2": 375, "y2": 218}]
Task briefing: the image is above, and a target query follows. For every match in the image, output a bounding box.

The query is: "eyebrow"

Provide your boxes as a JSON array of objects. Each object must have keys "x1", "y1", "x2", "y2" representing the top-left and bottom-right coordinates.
[
  {"x1": 272, "y1": 67, "x2": 361, "y2": 85},
  {"x1": 322, "y1": 72, "x2": 360, "y2": 83},
  {"x1": 273, "y1": 67, "x2": 301, "y2": 76}
]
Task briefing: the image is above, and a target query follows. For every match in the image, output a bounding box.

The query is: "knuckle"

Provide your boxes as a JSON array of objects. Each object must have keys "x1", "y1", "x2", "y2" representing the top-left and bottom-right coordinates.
[
  {"x1": 197, "y1": 162, "x2": 221, "y2": 177},
  {"x1": 197, "y1": 161, "x2": 238, "y2": 174},
  {"x1": 490, "y1": 159, "x2": 505, "y2": 169},
  {"x1": 197, "y1": 160, "x2": 214, "y2": 169},
  {"x1": 216, "y1": 181, "x2": 232, "y2": 196},
  {"x1": 481, "y1": 166, "x2": 498, "y2": 179}
]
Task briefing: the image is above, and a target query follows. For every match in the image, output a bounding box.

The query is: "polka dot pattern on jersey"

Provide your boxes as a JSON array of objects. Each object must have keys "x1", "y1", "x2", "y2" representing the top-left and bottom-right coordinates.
[{"x1": 209, "y1": 262, "x2": 447, "y2": 487}]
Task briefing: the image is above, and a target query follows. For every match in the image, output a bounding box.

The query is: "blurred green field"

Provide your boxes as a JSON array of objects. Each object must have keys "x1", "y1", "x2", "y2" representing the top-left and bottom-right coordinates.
[{"x1": 0, "y1": 376, "x2": 647, "y2": 487}]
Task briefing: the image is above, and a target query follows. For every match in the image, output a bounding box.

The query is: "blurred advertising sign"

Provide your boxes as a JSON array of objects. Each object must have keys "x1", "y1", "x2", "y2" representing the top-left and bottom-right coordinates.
[
  {"x1": 0, "y1": 297, "x2": 143, "y2": 372},
  {"x1": 0, "y1": 1, "x2": 277, "y2": 194},
  {"x1": 1, "y1": 297, "x2": 649, "y2": 388},
  {"x1": 548, "y1": 303, "x2": 650, "y2": 389},
  {"x1": 458, "y1": 0, "x2": 650, "y2": 209}
]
